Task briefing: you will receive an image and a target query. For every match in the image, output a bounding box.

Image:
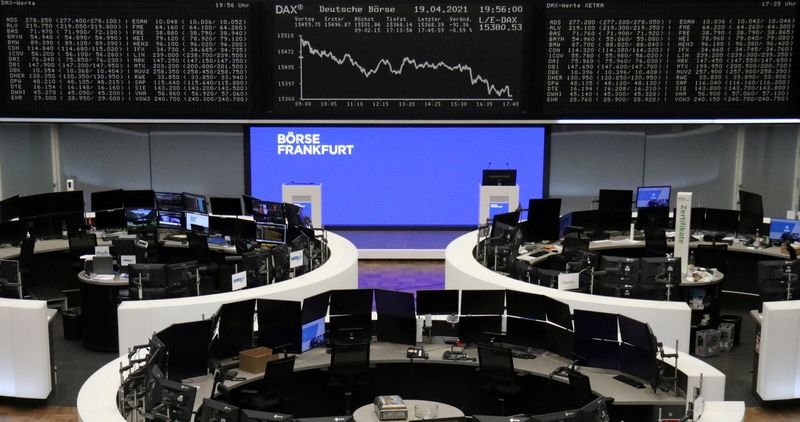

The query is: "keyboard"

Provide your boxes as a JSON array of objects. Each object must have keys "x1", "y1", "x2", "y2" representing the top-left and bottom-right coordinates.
[
  {"x1": 613, "y1": 374, "x2": 645, "y2": 389},
  {"x1": 164, "y1": 234, "x2": 187, "y2": 242},
  {"x1": 511, "y1": 350, "x2": 537, "y2": 359},
  {"x1": 531, "y1": 250, "x2": 550, "y2": 257}
]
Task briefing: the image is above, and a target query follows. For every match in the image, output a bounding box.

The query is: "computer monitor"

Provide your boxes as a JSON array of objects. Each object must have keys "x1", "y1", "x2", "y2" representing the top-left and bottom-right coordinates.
[
  {"x1": 152, "y1": 379, "x2": 197, "y2": 422},
  {"x1": 528, "y1": 198, "x2": 561, "y2": 221},
  {"x1": 544, "y1": 297, "x2": 572, "y2": 330},
  {"x1": 567, "y1": 210, "x2": 601, "y2": 233},
  {"x1": 460, "y1": 289, "x2": 505, "y2": 315},
  {"x1": 0, "y1": 221, "x2": 21, "y2": 244},
  {"x1": 329, "y1": 313, "x2": 371, "y2": 342},
  {"x1": 208, "y1": 216, "x2": 234, "y2": 236},
  {"x1": 128, "y1": 263, "x2": 167, "y2": 288},
  {"x1": 126, "y1": 208, "x2": 157, "y2": 233},
  {"x1": 234, "y1": 219, "x2": 258, "y2": 241},
  {"x1": 635, "y1": 207, "x2": 670, "y2": 230},
  {"x1": 155, "y1": 192, "x2": 185, "y2": 211},
  {"x1": 574, "y1": 336, "x2": 619, "y2": 370},
  {"x1": 518, "y1": 219, "x2": 561, "y2": 243},
  {"x1": 123, "y1": 190, "x2": 156, "y2": 209},
  {"x1": 619, "y1": 343, "x2": 659, "y2": 392},
  {"x1": 505, "y1": 290, "x2": 546, "y2": 320},
  {"x1": 242, "y1": 249, "x2": 271, "y2": 286},
  {"x1": 256, "y1": 222, "x2": 287, "y2": 244},
  {"x1": 156, "y1": 319, "x2": 213, "y2": 381},
  {"x1": 49, "y1": 191, "x2": 85, "y2": 214},
  {"x1": 636, "y1": 186, "x2": 671, "y2": 208},
  {"x1": 257, "y1": 298, "x2": 302, "y2": 354},
  {"x1": 199, "y1": 398, "x2": 239, "y2": 422},
  {"x1": 738, "y1": 212, "x2": 763, "y2": 235},
  {"x1": 573, "y1": 309, "x2": 618, "y2": 341},
  {"x1": 182, "y1": 192, "x2": 207, "y2": 214},
  {"x1": 210, "y1": 197, "x2": 243, "y2": 216},
  {"x1": 166, "y1": 261, "x2": 198, "y2": 293},
  {"x1": 490, "y1": 210, "x2": 521, "y2": 238},
  {"x1": 639, "y1": 257, "x2": 681, "y2": 285},
  {"x1": 599, "y1": 189, "x2": 633, "y2": 212},
  {"x1": 770, "y1": 219, "x2": 800, "y2": 242},
  {"x1": 545, "y1": 324, "x2": 574, "y2": 358},
  {"x1": 95, "y1": 209, "x2": 126, "y2": 231},
  {"x1": 330, "y1": 289, "x2": 373, "y2": 316},
  {"x1": 739, "y1": 190, "x2": 764, "y2": 216},
  {"x1": 157, "y1": 210, "x2": 184, "y2": 229},
  {"x1": 253, "y1": 200, "x2": 285, "y2": 224},
  {"x1": 184, "y1": 212, "x2": 209, "y2": 233},
  {"x1": 211, "y1": 299, "x2": 256, "y2": 361},
  {"x1": 415, "y1": 289, "x2": 459, "y2": 316},
  {"x1": 18, "y1": 193, "x2": 49, "y2": 218},
  {"x1": 599, "y1": 256, "x2": 641, "y2": 286},
  {"x1": 482, "y1": 169, "x2": 517, "y2": 186},
  {"x1": 703, "y1": 209, "x2": 739, "y2": 233},
  {"x1": 0, "y1": 195, "x2": 19, "y2": 223},
  {"x1": 375, "y1": 289, "x2": 416, "y2": 345},
  {"x1": 618, "y1": 315, "x2": 657, "y2": 351},
  {"x1": 691, "y1": 207, "x2": 707, "y2": 230},
  {"x1": 757, "y1": 260, "x2": 800, "y2": 302},
  {"x1": 91, "y1": 189, "x2": 124, "y2": 212},
  {"x1": 242, "y1": 410, "x2": 295, "y2": 422},
  {"x1": 458, "y1": 315, "x2": 502, "y2": 344},
  {"x1": 284, "y1": 203, "x2": 309, "y2": 228},
  {"x1": 505, "y1": 316, "x2": 546, "y2": 349},
  {"x1": 301, "y1": 317, "x2": 326, "y2": 353},
  {"x1": 271, "y1": 244, "x2": 291, "y2": 282},
  {"x1": 242, "y1": 194, "x2": 256, "y2": 216}
]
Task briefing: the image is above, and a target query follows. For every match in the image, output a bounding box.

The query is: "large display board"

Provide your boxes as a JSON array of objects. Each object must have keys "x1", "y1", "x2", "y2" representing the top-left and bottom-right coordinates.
[
  {"x1": 248, "y1": 126, "x2": 546, "y2": 226},
  {"x1": 1, "y1": 0, "x2": 798, "y2": 119}
]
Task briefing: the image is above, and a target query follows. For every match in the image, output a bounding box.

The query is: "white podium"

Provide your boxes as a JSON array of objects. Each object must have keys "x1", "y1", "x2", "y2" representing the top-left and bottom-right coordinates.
[
  {"x1": 282, "y1": 184, "x2": 322, "y2": 227},
  {"x1": 479, "y1": 185, "x2": 519, "y2": 225}
]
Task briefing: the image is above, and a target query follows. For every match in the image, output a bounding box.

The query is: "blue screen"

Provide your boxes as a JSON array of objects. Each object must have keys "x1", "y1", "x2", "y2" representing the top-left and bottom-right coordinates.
[
  {"x1": 769, "y1": 219, "x2": 800, "y2": 242},
  {"x1": 249, "y1": 126, "x2": 546, "y2": 226},
  {"x1": 636, "y1": 186, "x2": 671, "y2": 208}
]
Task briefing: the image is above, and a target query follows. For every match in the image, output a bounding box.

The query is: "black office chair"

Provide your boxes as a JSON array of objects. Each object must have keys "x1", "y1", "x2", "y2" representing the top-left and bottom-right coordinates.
[
  {"x1": 68, "y1": 232, "x2": 98, "y2": 293},
  {"x1": 567, "y1": 370, "x2": 593, "y2": 408},
  {"x1": 693, "y1": 244, "x2": 727, "y2": 273},
  {"x1": 219, "y1": 355, "x2": 296, "y2": 412},
  {"x1": 477, "y1": 344, "x2": 523, "y2": 415},
  {"x1": 644, "y1": 229, "x2": 669, "y2": 257},
  {"x1": 328, "y1": 340, "x2": 371, "y2": 415},
  {"x1": 188, "y1": 232, "x2": 220, "y2": 292}
]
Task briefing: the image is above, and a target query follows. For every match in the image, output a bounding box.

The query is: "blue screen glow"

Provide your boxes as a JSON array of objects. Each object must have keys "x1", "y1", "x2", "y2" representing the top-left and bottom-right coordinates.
[
  {"x1": 636, "y1": 186, "x2": 671, "y2": 208},
  {"x1": 769, "y1": 219, "x2": 800, "y2": 242},
  {"x1": 249, "y1": 126, "x2": 546, "y2": 226}
]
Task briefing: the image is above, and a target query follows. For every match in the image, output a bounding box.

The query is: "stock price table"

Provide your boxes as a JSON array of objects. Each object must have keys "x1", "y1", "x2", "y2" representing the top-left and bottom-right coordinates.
[{"x1": 270, "y1": 1, "x2": 532, "y2": 117}]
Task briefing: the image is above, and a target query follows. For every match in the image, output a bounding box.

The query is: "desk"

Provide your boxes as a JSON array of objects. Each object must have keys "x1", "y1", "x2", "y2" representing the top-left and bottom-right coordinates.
[
  {"x1": 353, "y1": 400, "x2": 463, "y2": 422},
  {"x1": 696, "y1": 401, "x2": 745, "y2": 422},
  {"x1": 0, "y1": 298, "x2": 53, "y2": 399},
  {"x1": 77, "y1": 271, "x2": 127, "y2": 352},
  {"x1": 79, "y1": 339, "x2": 696, "y2": 422}
]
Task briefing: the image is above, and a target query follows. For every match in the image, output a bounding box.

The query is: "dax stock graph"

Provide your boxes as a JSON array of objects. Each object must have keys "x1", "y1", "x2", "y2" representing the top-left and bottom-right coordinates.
[{"x1": 270, "y1": 1, "x2": 533, "y2": 117}]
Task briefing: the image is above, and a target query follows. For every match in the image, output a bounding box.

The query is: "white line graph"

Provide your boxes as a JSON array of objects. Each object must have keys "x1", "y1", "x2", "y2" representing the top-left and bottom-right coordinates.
[{"x1": 298, "y1": 36, "x2": 514, "y2": 101}]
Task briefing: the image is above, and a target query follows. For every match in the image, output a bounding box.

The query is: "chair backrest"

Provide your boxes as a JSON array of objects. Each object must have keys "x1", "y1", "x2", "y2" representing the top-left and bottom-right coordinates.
[
  {"x1": 69, "y1": 233, "x2": 97, "y2": 259},
  {"x1": 262, "y1": 355, "x2": 296, "y2": 395},
  {"x1": 693, "y1": 244, "x2": 728, "y2": 272},
  {"x1": 567, "y1": 370, "x2": 593, "y2": 408},
  {"x1": 330, "y1": 340, "x2": 370, "y2": 383},
  {"x1": 188, "y1": 232, "x2": 211, "y2": 262},
  {"x1": 644, "y1": 229, "x2": 668, "y2": 256},
  {"x1": 478, "y1": 344, "x2": 516, "y2": 382}
]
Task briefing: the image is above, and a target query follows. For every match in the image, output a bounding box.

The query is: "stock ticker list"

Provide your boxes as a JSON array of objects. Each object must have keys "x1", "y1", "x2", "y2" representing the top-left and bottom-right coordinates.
[
  {"x1": 543, "y1": 0, "x2": 799, "y2": 117},
  {"x1": 0, "y1": 0, "x2": 254, "y2": 117},
  {"x1": 270, "y1": 1, "x2": 532, "y2": 117}
]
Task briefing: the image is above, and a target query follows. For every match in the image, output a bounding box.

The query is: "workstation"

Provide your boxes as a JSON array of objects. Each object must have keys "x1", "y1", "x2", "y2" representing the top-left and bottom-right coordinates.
[{"x1": 0, "y1": 0, "x2": 799, "y2": 420}]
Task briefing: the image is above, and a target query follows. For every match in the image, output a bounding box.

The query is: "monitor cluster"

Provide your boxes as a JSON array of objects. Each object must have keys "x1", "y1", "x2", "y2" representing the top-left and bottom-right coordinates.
[{"x1": 0, "y1": 191, "x2": 85, "y2": 243}]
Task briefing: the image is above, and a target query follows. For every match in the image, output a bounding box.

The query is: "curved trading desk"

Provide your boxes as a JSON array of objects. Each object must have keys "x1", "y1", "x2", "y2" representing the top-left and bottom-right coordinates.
[
  {"x1": 116, "y1": 232, "x2": 358, "y2": 356},
  {"x1": 78, "y1": 338, "x2": 726, "y2": 422}
]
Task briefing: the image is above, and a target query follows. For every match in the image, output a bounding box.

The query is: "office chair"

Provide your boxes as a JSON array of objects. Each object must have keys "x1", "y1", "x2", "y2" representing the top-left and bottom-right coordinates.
[
  {"x1": 188, "y1": 232, "x2": 220, "y2": 293},
  {"x1": 477, "y1": 344, "x2": 523, "y2": 415},
  {"x1": 328, "y1": 340, "x2": 371, "y2": 415},
  {"x1": 0, "y1": 259, "x2": 23, "y2": 299},
  {"x1": 693, "y1": 244, "x2": 727, "y2": 273},
  {"x1": 644, "y1": 229, "x2": 669, "y2": 257},
  {"x1": 67, "y1": 232, "x2": 98, "y2": 294},
  {"x1": 218, "y1": 355, "x2": 296, "y2": 412},
  {"x1": 567, "y1": 370, "x2": 593, "y2": 408}
]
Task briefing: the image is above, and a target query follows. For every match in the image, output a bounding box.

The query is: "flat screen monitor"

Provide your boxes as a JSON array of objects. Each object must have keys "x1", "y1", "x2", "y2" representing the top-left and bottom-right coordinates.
[
  {"x1": 242, "y1": 249, "x2": 270, "y2": 286},
  {"x1": 166, "y1": 261, "x2": 199, "y2": 291},
  {"x1": 123, "y1": 190, "x2": 156, "y2": 209},
  {"x1": 544, "y1": 297, "x2": 572, "y2": 330},
  {"x1": 125, "y1": 208, "x2": 157, "y2": 232},
  {"x1": 574, "y1": 337, "x2": 619, "y2": 370},
  {"x1": 301, "y1": 291, "x2": 330, "y2": 324},
  {"x1": 458, "y1": 315, "x2": 502, "y2": 344},
  {"x1": 460, "y1": 289, "x2": 505, "y2": 315},
  {"x1": 183, "y1": 192, "x2": 208, "y2": 214},
  {"x1": 505, "y1": 316, "x2": 546, "y2": 349},
  {"x1": 156, "y1": 379, "x2": 197, "y2": 422},
  {"x1": 599, "y1": 189, "x2": 632, "y2": 213},
  {"x1": 330, "y1": 289, "x2": 373, "y2": 316},
  {"x1": 567, "y1": 210, "x2": 600, "y2": 233},
  {"x1": 128, "y1": 263, "x2": 167, "y2": 288},
  {"x1": 619, "y1": 344, "x2": 659, "y2": 391},
  {"x1": 234, "y1": 219, "x2": 258, "y2": 240},
  {"x1": 250, "y1": 126, "x2": 546, "y2": 226},
  {"x1": 635, "y1": 207, "x2": 670, "y2": 230},
  {"x1": 329, "y1": 314, "x2": 371, "y2": 342},
  {"x1": 156, "y1": 319, "x2": 212, "y2": 381},
  {"x1": 49, "y1": 191, "x2": 84, "y2": 214},
  {"x1": 210, "y1": 197, "x2": 243, "y2": 216},
  {"x1": 95, "y1": 209, "x2": 126, "y2": 231},
  {"x1": 301, "y1": 317, "x2": 326, "y2": 353},
  {"x1": 757, "y1": 260, "x2": 800, "y2": 301},
  {"x1": 738, "y1": 212, "x2": 763, "y2": 235},
  {"x1": 185, "y1": 212, "x2": 209, "y2": 233},
  {"x1": 572, "y1": 309, "x2": 618, "y2": 341},
  {"x1": 209, "y1": 216, "x2": 235, "y2": 236},
  {"x1": 482, "y1": 169, "x2": 517, "y2": 186},
  {"x1": 242, "y1": 410, "x2": 296, "y2": 422},
  {"x1": 545, "y1": 324, "x2": 574, "y2": 358},
  {"x1": 253, "y1": 200, "x2": 285, "y2": 224},
  {"x1": 91, "y1": 189, "x2": 124, "y2": 211},
  {"x1": 285, "y1": 202, "x2": 310, "y2": 228},
  {"x1": 158, "y1": 210, "x2": 184, "y2": 229},
  {"x1": 505, "y1": 290, "x2": 546, "y2": 320},
  {"x1": 703, "y1": 209, "x2": 739, "y2": 233},
  {"x1": 242, "y1": 194, "x2": 256, "y2": 216},
  {"x1": 518, "y1": 219, "x2": 560, "y2": 243},
  {"x1": 375, "y1": 289, "x2": 416, "y2": 345},
  {"x1": 257, "y1": 299, "x2": 302, "y2": 354},
  {"x1": 211, "y1": 299, "x2": 256, "y2": 360},
  {"x1": 600, "y1": 256, "x2": 641, "y2": 286},
  {"x1": 618, "y1": 315, "x2": 657, "y2": 351},
  {"x1": 256, "y1": 222, "x2": 287, "y2": 244},
  {"x1": 0, "y1": 221, "x2": 21, "y2": 244},
  {"x1": 416, "y1": 290, "x2": 459, "y2": 315},
  {"x1": 0, "y1": 195, "x2": 19, "y2": 223},
  {"x1": 691, "y1": 207, "x2": 707, "y2": 230},
  {"x1": 770, "y1": 219, "x2": 800, "y2": 242},
  {"x1": 640, "y1": 257, "x2": 681, "y2": 285},
  {"x1": 199, "y1": 398, "x2": 239, "y2": 422},
  {"x1": 490, "y1": 210, "x2": 520, "y2": 235},
  {"x1": 155, "y1": 192, "x2": 185, "y2": 211},
  {"x1": 636, "y1": 186, "x2": 671, "y2": 208},
  {"x1": 528, "y1": 198, "x2": 561, "y2": 221},
  {"x1": 739, "y1": 190, "x2": 764, "y2": 216},
  {"x1": 18, "y1": 193, "x2": 49, "y2": 218}
]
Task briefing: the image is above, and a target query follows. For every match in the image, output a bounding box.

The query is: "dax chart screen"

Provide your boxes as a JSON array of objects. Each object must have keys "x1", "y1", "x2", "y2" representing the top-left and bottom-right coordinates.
[{"x1": 269, "y1": 1, "x2": 533, "y2": 117}]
